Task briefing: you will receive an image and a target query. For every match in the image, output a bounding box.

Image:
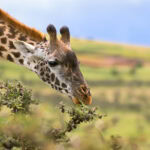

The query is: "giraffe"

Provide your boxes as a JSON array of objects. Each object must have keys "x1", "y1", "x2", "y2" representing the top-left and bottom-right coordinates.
[{"x1": 0, "y1": 9, "x2": 92, "y2": 105}]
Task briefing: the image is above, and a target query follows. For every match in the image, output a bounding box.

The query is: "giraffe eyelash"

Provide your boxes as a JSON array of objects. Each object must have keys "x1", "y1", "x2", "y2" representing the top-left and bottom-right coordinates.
[{"x1": 48, "y1": 61, "x2": 59, "y2": 67}]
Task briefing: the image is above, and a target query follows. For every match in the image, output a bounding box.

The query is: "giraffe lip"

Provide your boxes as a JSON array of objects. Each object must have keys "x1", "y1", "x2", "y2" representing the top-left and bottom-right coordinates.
[{"x1": 72, "y1": 96, "x2": 92, "y2": 105}]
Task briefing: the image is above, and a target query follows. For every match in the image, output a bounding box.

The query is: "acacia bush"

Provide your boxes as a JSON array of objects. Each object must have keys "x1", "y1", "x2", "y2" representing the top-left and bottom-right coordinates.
[{"x1": 0, "y1": 81, "x2": 104, "y2": 150}]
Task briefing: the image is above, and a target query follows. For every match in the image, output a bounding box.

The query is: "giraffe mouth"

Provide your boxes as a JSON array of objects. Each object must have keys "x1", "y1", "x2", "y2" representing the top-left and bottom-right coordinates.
[
  {"x1": 72, "y1": 96, "x2": 92, "y2": 105},
  {"x1": 72, "y1": 84, "x2": 92, "y2": 105}
]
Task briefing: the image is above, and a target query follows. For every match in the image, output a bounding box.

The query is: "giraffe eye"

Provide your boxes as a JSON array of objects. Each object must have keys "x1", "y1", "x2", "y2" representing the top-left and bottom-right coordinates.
[{"x1": 48, "y1": 61, "x2": 59, "y2": 67}]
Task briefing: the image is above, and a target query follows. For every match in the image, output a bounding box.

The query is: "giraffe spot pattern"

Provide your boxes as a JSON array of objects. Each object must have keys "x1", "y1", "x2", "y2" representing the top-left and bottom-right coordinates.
[
  {"x1": 0, "y1": 51, "x2": 3, "y2": 57},
  {"x1": 34, "y1": 66, "x2": 37, "y2": 69},
  {"x1": 36, "y1": 65, "x2": 39, "y2": 70},
  {"x1": 11, "y1": 52, "x2": 21, "y2": 58},
  {"x1": 55, "y1": 77, "x2": 60, "y2": 86},
  {"x1": 46, "y1": 67, "x2": 51, "y2": 72},
  {"x1": 19, "y1": 59, "x2": 24, "y2": 64},
  {"x1": 7, "y1": 54, "x2": 14, "y2": 62},
  {"x1": 40, "y1": 62, "x2": 45, "y2": 66},
  {"x1": 9, "y1": 41, "x2": 16, "y2": 49},
  {"x1": 29, "y1": 42, "x2": 34, "y2": 45},
  {"x1": 62, "y1": 83, "x2": 67, "y2": 88},
  {"x1": 6, "y1": 25, "x2": 19, "y2": 39},
  {"x1": 51, "y1": 73, "x2": 55, "y2": 82},
  {"x1": 41, "y1": 77, "x2": 46, "y2": 82},
  {"x1": 18, "y1": 34, "x2": 27, "y2": 41},
  {"x1": 65, "y1": 89, "x2": 69, "y2": 93},
  {"x1": 46, "y1": 73, "x2": 50, "y2": 78},
  {"x1": 1, "y1": 37, "x2": 7, "y2": 44},
  {"x1": 27, "y1": 61, "x2": 31, "y2": 65},
  {"x1": 0, "y1": 21, "x2": 5, "y2": 24},
  {"x1": 40, "y1": 71, "x2": 44, "y2": 76},
  {"x1": 40, "y1": 68, "x2": 44, "y2": 72},
  {"x1": 0, "y1": 26, "x2": 5, "y2": 36},
  {"x1": 58, "y1": 87, "x2": 62, "y2": 91},
  {"x1": 0, "y1": 46, "x2": 7, "y2": 51},
  {"x1": 33, "y1": 60, "x2": 36, "y2": 63}
]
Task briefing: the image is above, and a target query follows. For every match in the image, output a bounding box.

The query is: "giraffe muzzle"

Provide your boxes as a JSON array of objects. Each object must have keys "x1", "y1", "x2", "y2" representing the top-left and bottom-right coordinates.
[{"x1": 72, "y1": 85, "x2": 92, "y2": 105}]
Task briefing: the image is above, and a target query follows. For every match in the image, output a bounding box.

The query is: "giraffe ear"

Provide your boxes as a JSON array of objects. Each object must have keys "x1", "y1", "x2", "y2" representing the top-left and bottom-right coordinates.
[
  {"x1": 14, "y1": 40, "x2": 44, "y2": 61},
  {"x1": 14, "y1": 40, "x2": 35, "y2": 54}
]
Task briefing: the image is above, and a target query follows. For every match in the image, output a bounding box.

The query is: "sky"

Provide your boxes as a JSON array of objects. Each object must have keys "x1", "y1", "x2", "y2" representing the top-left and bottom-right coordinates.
[{"x1": 1, "y1": 0, "x2": 150, "y2": 46}]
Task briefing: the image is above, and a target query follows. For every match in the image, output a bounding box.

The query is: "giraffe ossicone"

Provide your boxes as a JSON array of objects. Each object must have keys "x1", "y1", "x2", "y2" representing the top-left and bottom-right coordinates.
[{"x1": 0, "y1": 9, "x2": 92, "y2": 105}]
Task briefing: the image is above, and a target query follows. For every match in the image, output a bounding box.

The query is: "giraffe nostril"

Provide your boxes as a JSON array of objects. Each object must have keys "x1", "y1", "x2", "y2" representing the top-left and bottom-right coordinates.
[{"x1": 80, "y1": 85, "x2": 89, "y2": 95}]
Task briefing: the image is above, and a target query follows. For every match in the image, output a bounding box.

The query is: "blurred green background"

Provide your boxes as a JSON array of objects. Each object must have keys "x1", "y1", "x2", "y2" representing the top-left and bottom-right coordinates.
[{"x1": 1, "y1": 38, "x2": 150, "y2": 149}]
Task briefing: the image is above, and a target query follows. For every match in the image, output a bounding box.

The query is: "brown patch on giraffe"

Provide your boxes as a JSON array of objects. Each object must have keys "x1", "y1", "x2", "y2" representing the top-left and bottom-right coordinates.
[
  {"x1": 27, "y1": 61, "x2": 31, "y2": 65},
  {"x1": 7, "y1": 33, "x2": 14, "y2": 39},
  {"x1": 40, "y1": 71, "x2": 44, "y2": 76},
  {"x1": 30, "y1": 38, "x2": 36, "y2": 42},
  {"x1": 42, "y1": 77, "x2": 46, "y2": 82},
  {"x1": 0, "y1": 46, "x2": 7, "y2": 51},
  {"x1": 65, "y1": 89, "x2": 68, "y2": 93},
  {"x1": 34, "y1": 66, "x2": 37, "y2": 69},
  {"x1": 40, "y1": 62, "x2": 44, "y2": 66},
  {"x1": 46, "y1": 67, "x2": 51, "y2": 72},
  {"x1": 0, "y1": 20, "x2": 5, "y2": 24},
  {"x1": 29, "y1": 42, "x2": 35, "y2": 45},
  {"x1": 8, "y1": 25, "x2": 18, "y2": 35},
  {"x1": 55, "y1": 77, "x2": 60, "y2": 86},
  {"x1": 40, "y1": 68, "x2": 44, "y2": 72},
  {"x1": 0, "y1": 25, "x2": 5, "y2": 36},
  {"x1": 51, "y1": 73, "x2": 55, "y2": 82},
  {"x1": 9, "y1": 41, "x2": 16, "y2": 49},
  {"x1": 62, "y1": 83, "x2": 67, "y2": 88},
  {"x1": 7, "y1": 54, "x2": 14, "y2": 62},
  {"x1": 36, "y1": 65, "x2": 39, "y2": 70},
  {"x1": 18, "y1": 34, "x2": 27, "y2": 41},
  {"x1": 58, "y1": 87, "x2": 62, "y2": 91},
  {"x1": 0, "y1": 51, "x2": 3, "y2": 57},
  {"x1": 46, "y1": 73, "x2": 50, "y2": 78},
  {"x1": 11, "y1": 51, "x2": 21, "y2": 58},
  {"x1": 19, "y1": 59, "x2": 24, "y2": 64},
  {"x1": 1, "y1": 37, "x2": 7, "y2": 44},
  {"x1": 6, "y1": 25, "x2": 19, "y2": 39},
  {"x1": 0, "y1": 9, "x2": 44, "y2": 41}
]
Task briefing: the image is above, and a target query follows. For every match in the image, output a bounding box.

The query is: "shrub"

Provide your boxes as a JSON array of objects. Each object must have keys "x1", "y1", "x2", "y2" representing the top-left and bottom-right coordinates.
[{"x1": 0, "y1": 81, "x2": 104, "y2": 149}]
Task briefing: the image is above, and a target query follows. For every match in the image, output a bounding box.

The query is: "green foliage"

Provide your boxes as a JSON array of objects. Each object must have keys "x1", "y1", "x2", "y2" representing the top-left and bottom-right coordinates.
[
  {"x1": 59, "y1": 102, "x2": 103, "y2": 132},
  {"x1": 47, "y1": 102, "x2": 104, "y2": 143},
  {"x1": 0, "y1": 81, "x2": 38, "y2": 113},
  {"x1": 0, "y1": 81, "x2": 104, "y2": 149}
]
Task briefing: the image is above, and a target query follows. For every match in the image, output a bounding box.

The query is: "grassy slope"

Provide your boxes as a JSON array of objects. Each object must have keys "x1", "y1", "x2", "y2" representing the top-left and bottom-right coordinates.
[
  {"x1": 0, "y1": 38, "x2": 150, "y2": 149},
  {"x1": 72, "y1": 39, "x2": 150, "y2": 60}
]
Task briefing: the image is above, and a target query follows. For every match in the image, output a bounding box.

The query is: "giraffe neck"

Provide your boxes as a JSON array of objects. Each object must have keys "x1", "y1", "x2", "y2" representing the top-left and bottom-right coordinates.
[
  {"x1": 0, "y1": 9, "x2": 44, "y2": 71},
  {"x1": 0, "y1": 21, "x2": 35, "y2": 64}
]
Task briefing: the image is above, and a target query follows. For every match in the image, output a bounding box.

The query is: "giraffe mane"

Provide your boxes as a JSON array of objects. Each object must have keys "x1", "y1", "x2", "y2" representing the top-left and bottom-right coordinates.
[{"x1": 0, "y1": 9, "x2": 44, "y2": 41}]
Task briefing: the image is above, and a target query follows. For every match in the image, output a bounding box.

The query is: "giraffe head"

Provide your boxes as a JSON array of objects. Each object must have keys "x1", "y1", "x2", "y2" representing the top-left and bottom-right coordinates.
[{"x1": 14, "y1": 24, "x2": 92, "y2": 105}]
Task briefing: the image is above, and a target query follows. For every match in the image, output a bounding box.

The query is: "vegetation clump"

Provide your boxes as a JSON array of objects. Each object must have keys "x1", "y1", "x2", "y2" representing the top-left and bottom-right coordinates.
[
  {"x1": 0, "y1": 81, "x2": 104, "y2": 149},
  {"x1": 0, "y1": 81, "x2": 38, "y2": 113}
]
